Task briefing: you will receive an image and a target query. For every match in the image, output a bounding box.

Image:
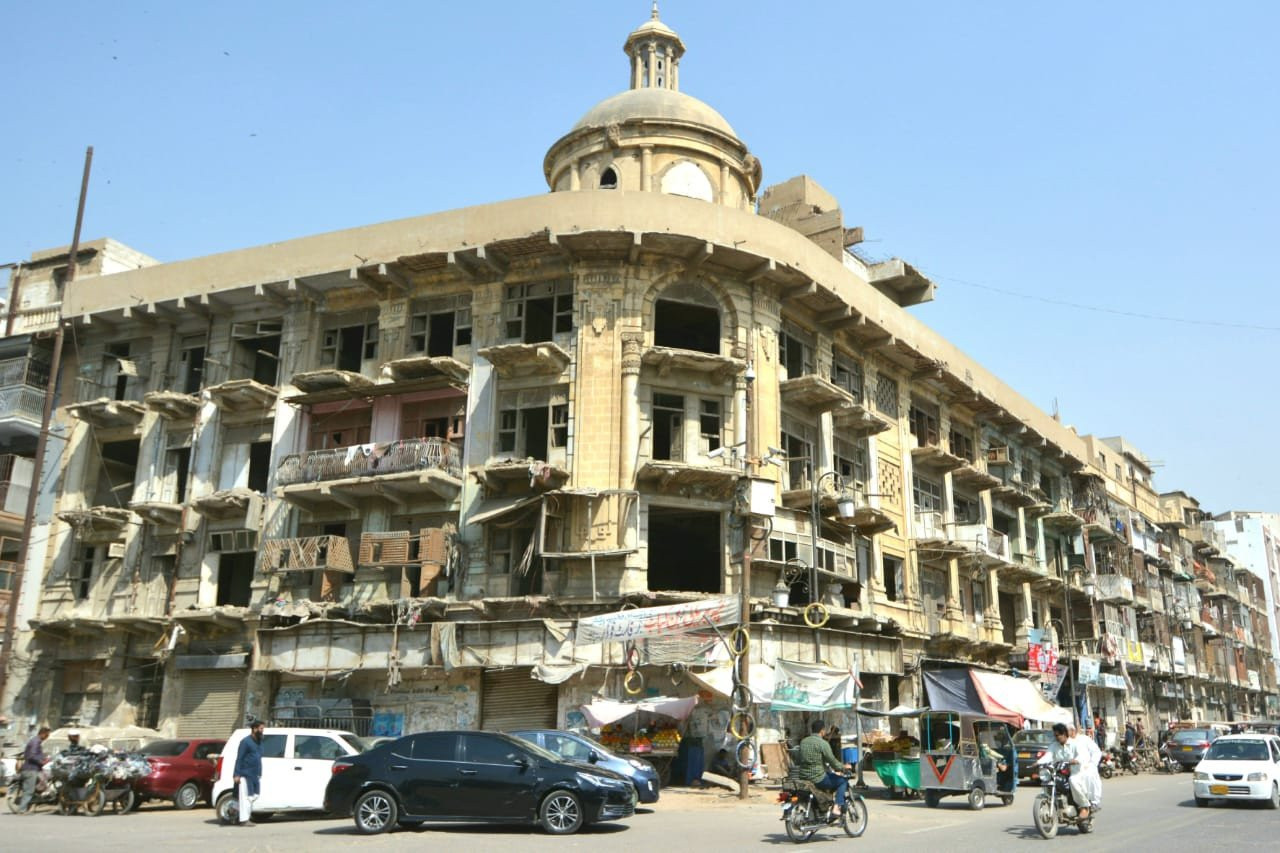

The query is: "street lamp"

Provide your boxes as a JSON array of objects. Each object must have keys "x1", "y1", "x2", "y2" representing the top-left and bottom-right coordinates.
[
  {"x1": 810, "y1": 467, "x2": 856, "y2": 609},
  {"x1": 1060, "y1": 565, "x2": 1093, "y2": 728}
]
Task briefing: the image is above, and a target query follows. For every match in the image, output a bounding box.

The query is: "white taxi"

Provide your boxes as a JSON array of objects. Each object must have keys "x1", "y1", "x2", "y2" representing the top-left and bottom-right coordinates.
[{"x1": 1192, "y1": 733, "x2": 1280, "y2": 808}]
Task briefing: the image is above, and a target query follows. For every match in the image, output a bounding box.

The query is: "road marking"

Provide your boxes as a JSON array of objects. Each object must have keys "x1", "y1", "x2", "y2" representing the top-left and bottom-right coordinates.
[
  {"x1": 1118, "y1": 787, "x2": 1156, "y2": 795},
  {"x1": 904, "y1": 822, "x2": 963, "y2": 835}
]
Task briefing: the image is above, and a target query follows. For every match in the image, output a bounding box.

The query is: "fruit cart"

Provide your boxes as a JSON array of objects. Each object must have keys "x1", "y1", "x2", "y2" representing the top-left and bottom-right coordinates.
[{"x1": 582, "y1": 695, "x2": 698, "y2": 786}]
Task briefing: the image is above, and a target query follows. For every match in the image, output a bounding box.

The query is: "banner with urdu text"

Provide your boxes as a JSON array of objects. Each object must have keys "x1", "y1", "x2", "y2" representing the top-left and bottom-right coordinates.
[{"x1": 575, "y1": 595, "x2": 739, "y2": 645}]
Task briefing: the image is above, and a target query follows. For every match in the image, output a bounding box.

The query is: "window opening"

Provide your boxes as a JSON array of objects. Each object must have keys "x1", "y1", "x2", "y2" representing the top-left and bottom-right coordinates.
[
  {"x1": 647, "y1": 507, "x2": 720, "y2": 593},
  {"x1": 307, "y1": 406, "x2": 372, "y2": 450},
  {"x1": 652, "y1": 393, "x2": 684, "y2": 461},
  {"x1": 409, "y1": 296, "x2": 471, "y2": 356},
  {"x1": 874, "y1": 374, "x2": 900, "y2": 418},
  {"x1": 216, "y1": 552, "x2": 254, "y2": 607},
  {"x1": 949, "y1": 427, "x2": 975, "y2": 462},
  {"x1": 321, "y1": 322, "x2": 377, "y2": 371},
  {"x1": 778, "y1": 324, "x2": 814, "y2": 379},
  {"x1": 600, "y1": 167, "x2": 618, "y2": 189},
  {"x1": 831, "y1": 350, "x2": 864, "y2": 402},
  {"x1": 504, "y1": 281, "x2": 573, "y2": 343},
  {"x1": 231, "y1": 320, "x2": 283, "y2": 385},
  {"x1": 834, "y1": 436, "x2": 869, "y2": 486},
  {"x1": 653, "y1": 298, "x2": 719, "y2": 354},
  {"x1": 179, "y1": 335, "x2": 207, "y2": 395},
  {"x1": 780, "y1": 414, "x2": 815, "y2": 490},
  {"x1": 912, "y1": 474, "x2": 944, "y2": 513},
  {"x1": 909, "y1": 399, "x2": 941, "y2": 446},
  {"x1": 71, "y1": 545, "x2": 96, "y2": 601},
  {"x1": 247, "y1": 441, "x2": 272, "y2": 492},
  {"x1": 699, "y1": 399, "x2": 721, "y2": 454},
  {"x1": 882, "y1": 555, "x2": 903, "y2": 602},
  {"x1": 495, "y1": 387, "x2": 567, "y2": 461}
]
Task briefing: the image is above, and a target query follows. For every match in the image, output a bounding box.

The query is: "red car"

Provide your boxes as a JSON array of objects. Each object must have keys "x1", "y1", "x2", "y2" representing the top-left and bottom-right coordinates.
[{"x1": 133, "y1": 738, "x2": 226, "y2": 809}]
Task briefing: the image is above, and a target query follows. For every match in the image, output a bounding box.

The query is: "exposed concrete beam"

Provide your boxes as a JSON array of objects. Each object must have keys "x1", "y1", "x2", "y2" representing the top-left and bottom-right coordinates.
[
  {"x1": 684, "y1": 241, "x2": 714, "y2": 272},
  {"x1": 547, "y1": 231, "x2": 577, "y2": 262},
  {"x1": 745, "y1": 258, "x2": 776, "y2": 284},
  {"x1": 148, "y1": 302, "x2": 185, "y2": 322},
  {"x1": 473, "y1": 247, "x2": 509, "y2": 278},
  {"x1": 175, "y1": 295, "x2": 210, "y2": 317},
  {"x1": 818, "y1": 305, "x2": 862, "y2": 330},
  {"x1": 319, "y1": 486, "x2": 359, "y2": 510},
  {"x1": 253, "y1": 282, "x2": 289, "y2": 308},
  {"x1": 780, "y1": 280, "x2": 816, "y2": 302},
  {"x1": 122, "y1": 305, "x2": 159, "y2": 327},
  {"x1": 81, "y1": 313, "x2": 118, "y2": 333},
  {"x1": 284, "y1": 277, "x2": 323, "y2": 304},
  {"x1": 866, "y1": 334, "x2": 897, "y2": 351},
  {"x1": 350, "y1": 267, "x2": 387, "y2": 298},
  {"x1": 628, "y1": 231, "x2": 643, "y2": 264},
  {"x1": 446, "y1": 250, "x2": 480, "y2": 281},
  {"x1": 199, "y1": 293, "x2": 231, "y2": 313},
  {"x1": 378, "y1": 263, "x2": 412, "y2": 296}
]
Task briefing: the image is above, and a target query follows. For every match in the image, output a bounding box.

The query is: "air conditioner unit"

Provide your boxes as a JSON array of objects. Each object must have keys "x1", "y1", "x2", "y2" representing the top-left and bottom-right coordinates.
[
  {"x1": 209, "y1": 530, "x2": 257, "y2": 552},
  {"x1": 987, "y1": 446, "x2": 1011, "y2": 465}
]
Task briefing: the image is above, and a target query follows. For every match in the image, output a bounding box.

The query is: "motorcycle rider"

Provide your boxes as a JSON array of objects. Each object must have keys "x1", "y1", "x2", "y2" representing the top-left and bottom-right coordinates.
[
  {"x1": 797, "y1": 719, "x2": 852, "y2": 817},
  {"x1": 1049, "y1": 722, "x2": 1092, "y2": 822},
  {"x1": 1068, "y1": 724, "x2": 1103, "y2": 812}
]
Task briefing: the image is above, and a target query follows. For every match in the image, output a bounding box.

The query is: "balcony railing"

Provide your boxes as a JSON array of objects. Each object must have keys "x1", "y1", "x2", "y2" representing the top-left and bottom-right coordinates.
[
  {"x1": 11, "y1": 304, "x2": 61, "y2": 335},
  {"x1": 954, "y1": 523, "x2": 1010, "y2": 561},
  {"x1": 0, "y1": 356, "x2": 50, "y2": 389},
  {"x1": 276, "y1": 437, "x2": 462, "y2": 487},
  {"x1": 0, "y1": 385, "x2": 45, "y2": 425}
]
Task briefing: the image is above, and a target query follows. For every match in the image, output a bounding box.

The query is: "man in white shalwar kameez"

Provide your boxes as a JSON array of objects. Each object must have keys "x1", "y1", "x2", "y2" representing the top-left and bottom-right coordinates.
[{"x1": 1070, "y1": 724, "x2": 1103, "y2": 810}]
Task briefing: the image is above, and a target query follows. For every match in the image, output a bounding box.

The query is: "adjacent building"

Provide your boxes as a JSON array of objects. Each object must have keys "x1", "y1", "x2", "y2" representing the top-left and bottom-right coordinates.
[{"x1": 1, "y1": 9, "x2": 1275, "y2": 748}]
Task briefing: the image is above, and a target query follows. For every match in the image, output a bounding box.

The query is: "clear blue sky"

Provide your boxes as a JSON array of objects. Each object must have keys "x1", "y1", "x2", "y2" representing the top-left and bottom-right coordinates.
[{"x1": 3, "y1": 1, "x2": 1276, "y2": 514}]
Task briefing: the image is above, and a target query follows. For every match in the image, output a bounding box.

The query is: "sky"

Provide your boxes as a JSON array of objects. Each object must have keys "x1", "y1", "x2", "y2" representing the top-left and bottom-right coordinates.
[{"x1": 2, "y1": 1, "x2": 1277, "y2": 513}]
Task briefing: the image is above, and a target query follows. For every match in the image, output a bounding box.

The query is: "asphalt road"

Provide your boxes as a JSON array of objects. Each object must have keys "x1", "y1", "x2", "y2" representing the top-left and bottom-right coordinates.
[{"x1": 2, "y1": 772, "x2": 1277, "y2": 852}]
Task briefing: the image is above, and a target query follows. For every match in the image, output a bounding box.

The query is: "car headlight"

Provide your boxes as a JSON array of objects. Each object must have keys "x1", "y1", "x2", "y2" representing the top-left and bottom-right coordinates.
[
  {"x1": 1246, "y1": 773, "x2": 1267, "y2": 782},
  {"x1": 627, "y1": 759, "x2": 650, "y2": 771},
  {"x1": 1193, "y1": 771, "x2": 1210, "y2": 781},
  {"x1": 578, "y1": 772, "x2": 625, "y2": 788}
]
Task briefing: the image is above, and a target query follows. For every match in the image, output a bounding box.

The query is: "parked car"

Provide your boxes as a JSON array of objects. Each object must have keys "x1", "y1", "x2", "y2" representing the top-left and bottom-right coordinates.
[
  {"x1": 134, "y1": 738, "x2": 225, "y2": 809},
  {"x1": 1167, "y1": 727, "x2": 1224, "y2": 769},
  {"x1": 324, "y1": 730, "x2": 636, "y2": 835},
  {"x1": 212, "y1": 727, "x2": 366, "y2": 822},
  {"x1": 1013, "y1": 729, "x2": 1055, "y2": 780},
  {"x1": 1192, "y1": 734, "x2": 1280, "y2": 808},
  {"x1": 510, "y1": 729, "x2": 660, "y2": 803}
]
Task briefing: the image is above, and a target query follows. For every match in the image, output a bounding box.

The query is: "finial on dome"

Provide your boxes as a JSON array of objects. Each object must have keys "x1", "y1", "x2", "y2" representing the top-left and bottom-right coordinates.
[
  {"x1": 626, "y1": 3, "x2": 684, "y2": 91},
  {"x1": 652, "y1": 2, "x2": 660, "y2": 20}
]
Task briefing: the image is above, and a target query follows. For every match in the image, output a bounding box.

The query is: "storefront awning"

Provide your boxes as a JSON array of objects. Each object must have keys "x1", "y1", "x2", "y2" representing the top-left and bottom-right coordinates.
[
  {"x1": 581, "y1": 696, "x2": 698, "y2": 728},
  {"x1": 970, "y1": 670, "x2": 1072, "y2": 727}
]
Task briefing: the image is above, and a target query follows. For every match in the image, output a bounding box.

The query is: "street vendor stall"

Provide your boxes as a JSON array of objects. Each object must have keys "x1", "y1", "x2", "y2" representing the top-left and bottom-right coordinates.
[{"x1": 581, "y1": 695, "x2": 698, "y2": 785}]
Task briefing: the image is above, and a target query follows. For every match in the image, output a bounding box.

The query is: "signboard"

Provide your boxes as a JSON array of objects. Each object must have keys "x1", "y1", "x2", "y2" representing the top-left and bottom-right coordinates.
[
  {"x1": 1100, "y1": 673, "x2": 1127, "y2": 691},
  {"x1": 1077, "y1": 656, "x2": 1101, "y2": 686},
  {"x1": 770, "y1": 659, "x2": 859, "y2": 712},
  {"x1": 575, "y1": 595, "x2": 739, "y2": 644},
  {"x1": 1171, "y1": 636, "x2": 1186, "y2": 675},
  {"x1": 1027, "y1": 642, "x2": 1058, "y2": 676}
]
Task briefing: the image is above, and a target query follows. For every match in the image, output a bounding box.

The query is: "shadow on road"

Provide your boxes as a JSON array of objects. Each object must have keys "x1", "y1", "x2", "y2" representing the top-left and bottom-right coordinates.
[
  {"x1": 1175, "y1": 797, "x2": 1264, "y2": 810},
  {"x1": 1002, "y1": 824, "x2": 1054, "y2": 841},
  {"x1": 758, "y1": 831, "x2": 845, "y2": 845},
  {"x1": 314, "y1": 821, "x2": 630, "y2": 837}
]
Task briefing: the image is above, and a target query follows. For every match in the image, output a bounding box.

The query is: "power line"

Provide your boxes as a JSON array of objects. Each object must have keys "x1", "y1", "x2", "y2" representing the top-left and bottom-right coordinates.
[{"x1": 929, "y1": 272, "x2": 1280, "y2": 333}]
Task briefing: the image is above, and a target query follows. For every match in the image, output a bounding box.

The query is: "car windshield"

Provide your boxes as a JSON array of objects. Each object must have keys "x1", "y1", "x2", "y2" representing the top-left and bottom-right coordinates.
[
  {"x1": 140, "y1": 740, "x2": 189, "y2": 757},
  {"x1": 1172, "y1": 729, "x2": 1211, "y2": 743},
  {"x1": 1014, "y1": 731, "x2": 1052, "y2": 744},
  {"x1": 1204, "y1": 740, "x2": 1270, "y2": 761},
  {"x1": 336, "y1": 734, "x2": 369, "y2": 754},
  {"x1": 512, "y1": 737, "x2": 560, "y2": 763}
]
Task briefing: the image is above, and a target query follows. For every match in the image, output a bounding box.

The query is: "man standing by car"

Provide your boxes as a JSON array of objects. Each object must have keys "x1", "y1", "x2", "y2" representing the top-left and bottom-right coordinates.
[
  {"x1": 232, "y1": 719, "x2": 265, "y2": 827},
  {"x1": 16, "y1": 725, "x2": 51, "y2": 812}
]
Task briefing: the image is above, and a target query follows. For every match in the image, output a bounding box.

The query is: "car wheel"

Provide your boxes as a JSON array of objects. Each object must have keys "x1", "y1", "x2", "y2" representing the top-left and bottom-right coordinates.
[
  {"x1": 1194, "y1": 796, "x2": 1208, "y2": 808},
  {"x1": 1268, "y1": 783, "x2": 1279, "y2": 811},
  {"x1": 923, "y1": 789, "x2": 940, "y2": 808},
  {"x1": 539, "y1": 790, "x2": 584, "y2": 835},
  {"x1": 354, "y1": 790, "x2": 398, "y2": 835},
  {"x1": 215, "y1": 792, "x2": 239, "y2": 824},
  {"x1": 173, "y1": 782, "x2": 201, "y2": 810}
]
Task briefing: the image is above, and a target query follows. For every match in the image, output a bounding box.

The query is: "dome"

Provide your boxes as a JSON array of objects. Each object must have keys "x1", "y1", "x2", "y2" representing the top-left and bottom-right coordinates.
[{"x1": 572, "y1": 88, "x2": 738, "y2": 138}]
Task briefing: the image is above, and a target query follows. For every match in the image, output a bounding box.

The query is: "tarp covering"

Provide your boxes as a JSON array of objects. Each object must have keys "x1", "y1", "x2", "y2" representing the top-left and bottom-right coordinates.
[
  {"x1": 690, "y1": 664, "x2": 773, "y2": 704},
  {"x1": 923, "y1": 668, "x2": 988, "y2": 716},
  {"x1": 580, "y1": 695, "x2": 698, "y2": 728},
  {"x1": 576, "y1": 596, "x2": 740, "y2": 645},
  {"x1": 970, "y1": 670, "x2": 1072, "y2": 727},
  {"x1": 770, "y1": 659, "x2": 859, "y2": 712}
]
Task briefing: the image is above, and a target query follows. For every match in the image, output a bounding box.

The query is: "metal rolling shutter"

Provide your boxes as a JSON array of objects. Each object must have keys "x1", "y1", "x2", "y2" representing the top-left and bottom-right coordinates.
[
  {"x1": 177, "y1": 670, "x2": 246, "y2": 737},
  {"x1": 481, "y1": 669, "x2": 557, "y2": 731}
]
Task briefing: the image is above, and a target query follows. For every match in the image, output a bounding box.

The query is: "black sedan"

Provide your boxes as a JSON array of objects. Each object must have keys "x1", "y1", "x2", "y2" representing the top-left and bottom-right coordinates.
[
  {"x1": 324, "y1": 730, "x2": 637, "y2": 835},
  {"x1": 1013, "y1": 729, "x2": 1056, "y2": 780},
  {"x1": 510, "y1": 729, "x2": 660, "y2": 804}
]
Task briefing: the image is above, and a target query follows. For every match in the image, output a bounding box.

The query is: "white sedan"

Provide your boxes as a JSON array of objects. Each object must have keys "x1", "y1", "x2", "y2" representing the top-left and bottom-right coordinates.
[{"x1": 1192, "y1": 734, "x2": 1280, "y2": 808}]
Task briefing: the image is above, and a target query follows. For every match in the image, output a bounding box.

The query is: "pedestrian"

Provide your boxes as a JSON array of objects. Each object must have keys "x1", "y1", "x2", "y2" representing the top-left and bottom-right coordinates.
[
  {"x1": 17, "y1": 725, "x2": 51, "y2": 812},
  {"x1": 1094, "y1": 715, "x2": 1107, "y2": 750},
  {"x1": 1123, "y1": 719, "x2": 1136, "y2": 748},
  {"x1": 232, "y1": 719, "x2": 265, "y2": 827}
]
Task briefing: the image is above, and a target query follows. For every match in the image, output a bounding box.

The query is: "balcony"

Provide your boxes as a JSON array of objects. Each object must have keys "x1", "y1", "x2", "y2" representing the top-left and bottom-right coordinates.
[
  {"x1": 66, "y1": 378, "x2": 147, "y2": 430},
  {"x1": 638, "y1": 345, "x2": 744, "y2": 384},
  {"x1": 260, "y1": 535, "x2": 354, "y2": 574},
  {"x1": 380, "y1": 355, "x2": 470, "y2": 386},
  {"x1": 1040, "y1": 497, "x2": 1083, "y2": 531},
  {"x1": 909, "y1": 437, "x2": 966, "y2": 474},
  {"x1": 128, "y1": 500, "x2": 183, "y2": 527},
  {"x1": 277, "y1": 437, "x2": 463, "y2": 508},
  {"x1": 56, "y1": 506, "x2": 135, "y2": 543},
  {"x1": 953, "y1": 523, "x2": 1013, "y2": 568},
  {"x1": 206, "y1": 378, "x2": 279, "y2": 414},
  {"x1": 290, "y1": 368, "x2": 376, "y2": 396},
  {"x1": 831, "y1": 398, "x2": 893, "y2": 435},
  {"x1": 1076, "y1": 505, "x2": 1125, "y2": 543},
  {"x1": 951, "y1": 460, "x2": 1001, "y2": 491},
  {"x1": 1096, "y1": 574, "x2": 1135, "y2": 604},
  {"x1": 779, "y1": 374, "x2": 857, "y2": 412},
  {"x1": 193, "y1": 487, "x2": 264, "y2": 522},
  {"x1": 635, "y1": 460, "x2": 738, "y2": 499},
  {"x1": 480, "y1": 342, "x2": 573, "y2": 379},
  {"x1": 914, "y1": 510, "x2": 951, "y2": 547},
  {"x1": 143, "y1": 390, "x2": 201, "y2": 421},
  {"x1": 10, "y1": 303, "x2": 61, "y2": 334}
]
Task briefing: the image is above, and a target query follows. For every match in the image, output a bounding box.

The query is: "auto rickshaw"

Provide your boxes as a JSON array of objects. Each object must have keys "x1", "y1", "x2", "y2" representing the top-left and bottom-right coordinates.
[{"x1": 918, "y1": 710, "x2": 1018, "y2": 810}]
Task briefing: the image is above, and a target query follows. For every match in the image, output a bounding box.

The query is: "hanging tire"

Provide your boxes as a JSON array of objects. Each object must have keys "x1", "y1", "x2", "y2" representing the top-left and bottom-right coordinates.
[
  {"x1": 784, "y1": 801, "x2": 817, "y2": 842},
  {"x1": 967, "y1": 784, "x2": 985, "y2": 811},
  {"x1": 540, "y1": 790, "x2": 584, "y2": 835},
  {"x1": 215, "y1": 792, "x2": 239, "y2": 825},
  {"x1": 730, "y1": 682, "x2": 752, "y2": 712},
  {"x1": 1033, "y1": 793, "x2": 1057, "y2": 839},
  {"x1": 353, "y1": 789, "x2": 398, "y2": 835},
  {"x1": 841, "y1": 796, "x2": 868, "y2": 837},
  {"x1": 173, "y1": 781, "x2": 201, "y2": 810}
]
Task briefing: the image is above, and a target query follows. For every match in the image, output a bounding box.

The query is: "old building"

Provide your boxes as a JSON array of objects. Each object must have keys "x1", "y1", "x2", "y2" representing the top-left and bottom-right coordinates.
[{"x1": 2, "y1": 9, "x2": 1276, "y2": 748}]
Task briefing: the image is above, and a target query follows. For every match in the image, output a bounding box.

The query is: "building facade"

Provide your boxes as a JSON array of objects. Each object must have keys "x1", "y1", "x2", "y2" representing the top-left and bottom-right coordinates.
[{"x1": 2, "y1": 10, "x2": 1276, "y2": 746}]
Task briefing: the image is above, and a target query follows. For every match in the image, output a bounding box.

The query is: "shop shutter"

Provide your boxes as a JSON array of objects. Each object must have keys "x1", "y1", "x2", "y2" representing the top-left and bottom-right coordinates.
[
  {"x1": 177, "y1": 670, "x2": 246, "y2": 738},
  {"x1": 481, "y1": 669, "x2": 557, "y2": 732}
]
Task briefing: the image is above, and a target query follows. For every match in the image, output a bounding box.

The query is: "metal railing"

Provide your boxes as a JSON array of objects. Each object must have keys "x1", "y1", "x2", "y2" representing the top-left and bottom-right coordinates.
[
  {"x1": 0, "y1": 356, "x2": 51, "y2": 389},
  {"x1": 954, "y1": 523, "x2": 1010, "y2": 561},
  {"x1": 270, "y1": 704, "x2": 373, "y2": 737},
  {"x1": 276, "y1": 437, "x2": 462, "y2": 486},
  {"x1": 0, "y1": 385, "x2": 45, "y2": 424}
]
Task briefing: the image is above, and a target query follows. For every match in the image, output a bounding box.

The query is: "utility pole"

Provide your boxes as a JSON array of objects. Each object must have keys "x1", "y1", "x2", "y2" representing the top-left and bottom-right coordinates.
[
  {"x1": 0, "y1": 146, "x2": 92, "y2": 710},
  {"x1": 737, "y1": 359, "x2": 756, "y2": 801}
]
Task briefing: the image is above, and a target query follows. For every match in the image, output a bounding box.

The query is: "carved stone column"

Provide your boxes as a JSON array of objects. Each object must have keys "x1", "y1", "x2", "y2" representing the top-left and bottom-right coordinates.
[{"x1": 619, "y1": 332, "x2": 643, "y2": 486}]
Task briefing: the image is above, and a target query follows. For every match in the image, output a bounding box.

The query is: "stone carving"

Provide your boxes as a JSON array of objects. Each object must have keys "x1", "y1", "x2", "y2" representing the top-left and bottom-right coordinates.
[
  {"x1": 606, "y1": 122, "x2": 622, "y2": 150},
  {"x1": 621, "y1": 333, "x2": 643, "y2": 376}
]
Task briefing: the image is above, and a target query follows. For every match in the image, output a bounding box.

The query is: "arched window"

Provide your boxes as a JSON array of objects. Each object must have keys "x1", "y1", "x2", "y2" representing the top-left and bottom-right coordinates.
[
  {"x1": 660, "y1": 160, "x2": 713, "y2": 202},
  {"x1": 600, "y1": 167, "x2": 618, "y2": 189},
  {"x1": 653, "y1": 282, "x2": 720, "y2": 354}
]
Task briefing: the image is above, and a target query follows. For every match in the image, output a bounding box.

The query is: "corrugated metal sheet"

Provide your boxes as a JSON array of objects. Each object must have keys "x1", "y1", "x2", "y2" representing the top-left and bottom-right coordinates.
[
  {"x1": 481, "y1": 669, "x2": 556, "y2": 731},
  {"x1": 177, "y1": 669, "x2": 245, "y2": 738}
]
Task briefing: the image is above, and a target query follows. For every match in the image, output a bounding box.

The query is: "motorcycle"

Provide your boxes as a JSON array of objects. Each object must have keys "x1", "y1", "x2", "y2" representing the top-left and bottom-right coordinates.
[
  {"x1": 778, "y1": 773, "x2": 868, "y2": 843},
  {"x1": 1097, "y1": 751, "x2": 1115, "y2": 780},
  {"x1": 1155, "y1": 742, "x2": 1181, "y2": 773},
  {"x1": 1112, "y1": 746, "x2": 1140, "y2": 775},
  {"x1": 6, "y1": 770, "x2": 60, "y2": 813},
  {"x1": 1032, "y1": 761, "x2": 1098, "y2": 838}
]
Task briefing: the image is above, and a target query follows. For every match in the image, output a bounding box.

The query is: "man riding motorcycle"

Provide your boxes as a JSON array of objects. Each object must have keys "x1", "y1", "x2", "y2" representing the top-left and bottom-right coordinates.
[
  {"x1": 1047, "y1": 722, "x2": 1094, "y2": 822},
  {"x1": 796, "y1": 720, "x2": 852, "y2": 817},
  {"x1": 1069, "y1": 724, "x2": 1103, "y2": 812}
]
